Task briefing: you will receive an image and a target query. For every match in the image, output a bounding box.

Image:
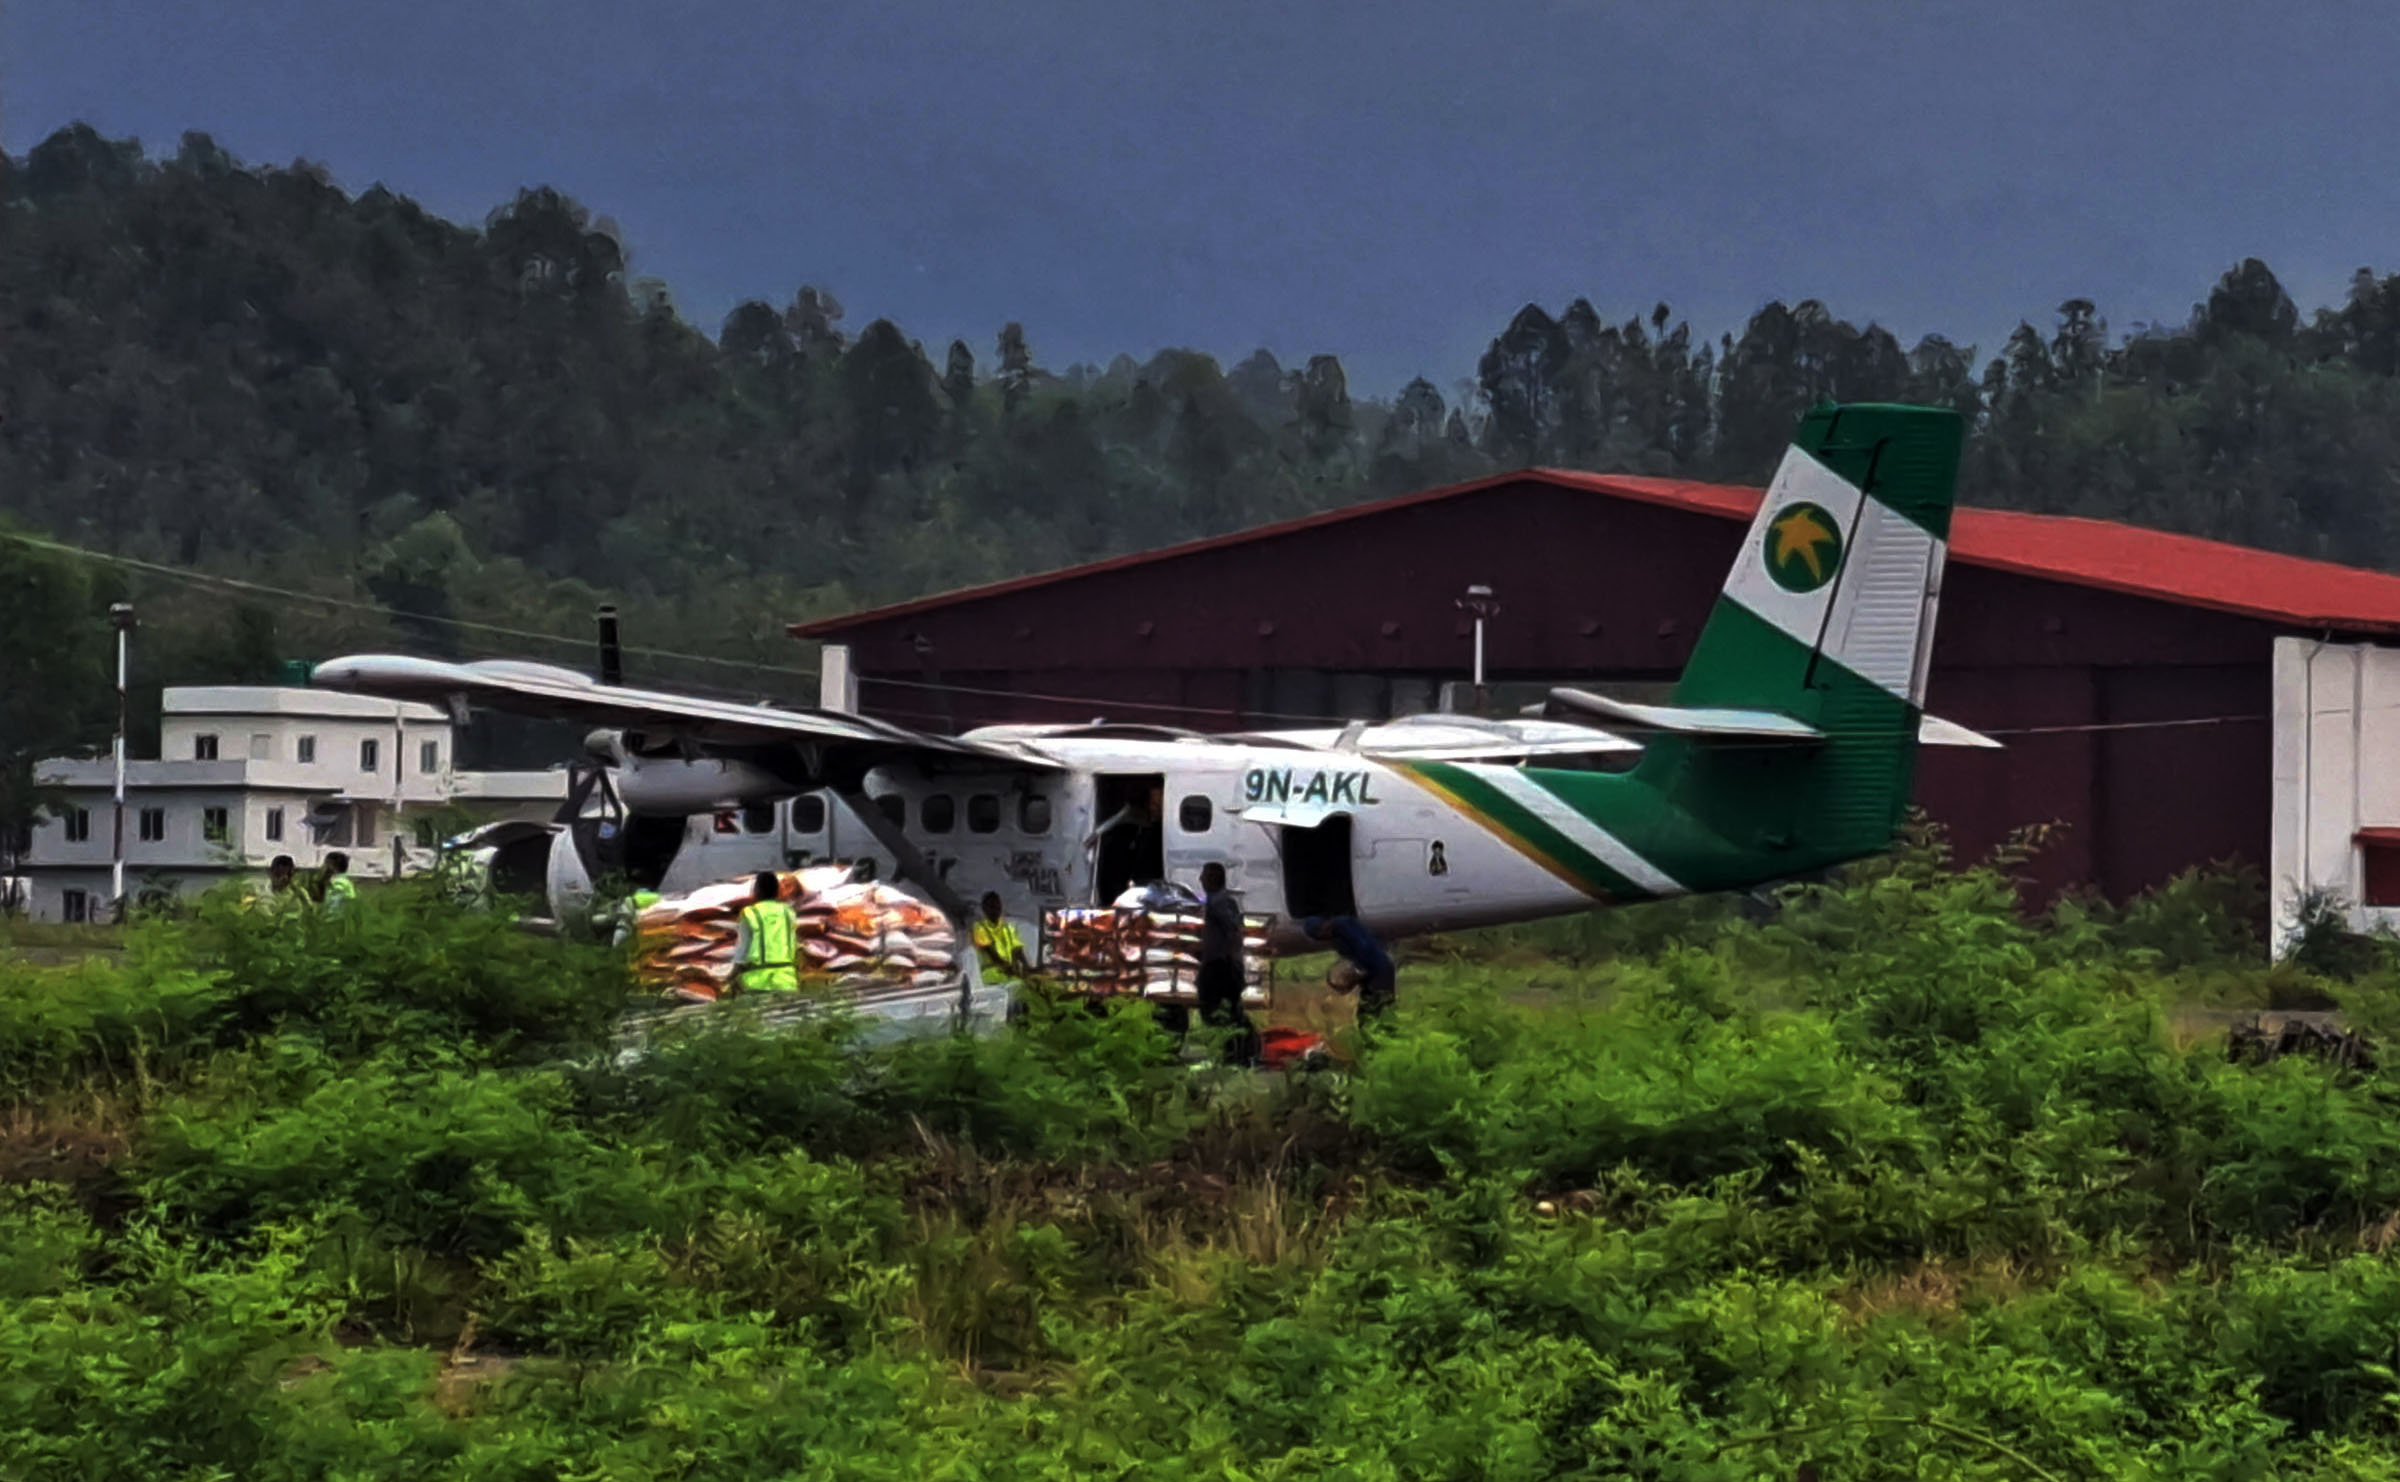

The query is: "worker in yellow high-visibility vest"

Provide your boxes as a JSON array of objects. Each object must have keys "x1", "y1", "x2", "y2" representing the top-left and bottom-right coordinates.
[
  {"x1": 733, "y1": 871, "x2": 799, "y2": 992},
  {"x1": 970, "y1": 891, "x2": 1032, "y2": 984},
  {"x1": 321, "y1": 852, "x2": 359, "y2": 916}
]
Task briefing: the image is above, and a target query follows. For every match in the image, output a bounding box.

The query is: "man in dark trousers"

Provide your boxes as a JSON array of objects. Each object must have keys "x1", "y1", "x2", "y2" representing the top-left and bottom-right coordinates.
[
  {"x1": 1195, "y1": 862, "x2": 1258, "y2": 1067},
  {"x1": 1306, "y1": 912, "x2": 1396, "y2": 1032}
]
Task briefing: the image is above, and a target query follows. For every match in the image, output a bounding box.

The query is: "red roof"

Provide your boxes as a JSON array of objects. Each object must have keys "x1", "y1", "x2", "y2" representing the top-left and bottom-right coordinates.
[{"x1": 792, "y1": 467, "x2": 2400, "y2": 639}]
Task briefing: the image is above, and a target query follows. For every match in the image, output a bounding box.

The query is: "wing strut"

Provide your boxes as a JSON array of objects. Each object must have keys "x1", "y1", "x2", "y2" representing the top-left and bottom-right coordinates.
[{"x1": 831, "y1": 784, "x2": 971, "y2": 924}]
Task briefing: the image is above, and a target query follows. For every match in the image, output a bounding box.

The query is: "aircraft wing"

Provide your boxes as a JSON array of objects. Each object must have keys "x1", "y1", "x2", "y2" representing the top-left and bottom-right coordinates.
[
  {"x1": 1541, "y1": 688, "x2": 2001, "y2": 748},
  {"x1": 1236, "y1": 713, "x2": 1646, "y2": 762},
  {"x1": 309, "y1": 654, "x2": 1060, "y2": 768}
]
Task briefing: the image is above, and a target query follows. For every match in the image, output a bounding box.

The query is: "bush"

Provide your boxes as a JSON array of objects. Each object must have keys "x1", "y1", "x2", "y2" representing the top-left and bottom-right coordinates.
[
  {"x1": 16, "y1": 840, "x2": 2400, "y2": 1477},
  {"x1": 135, "y1": 1052, "x2": 680, "y2": 1257}
]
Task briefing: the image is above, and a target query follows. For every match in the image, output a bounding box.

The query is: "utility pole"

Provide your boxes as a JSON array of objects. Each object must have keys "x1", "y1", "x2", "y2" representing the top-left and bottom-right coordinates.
[
  {"x1": 109, "y1": 602, "x2": 135, "y2": 919},
  {"x1": 391, "y1": 709, "x2": 405, "y2": 881},
  {"x1": 1456, "y1": 583, "x2": 1498, "y2": 715},
  {"x1": 596, "y1": 604, "x2": 623, "y2": 685}
]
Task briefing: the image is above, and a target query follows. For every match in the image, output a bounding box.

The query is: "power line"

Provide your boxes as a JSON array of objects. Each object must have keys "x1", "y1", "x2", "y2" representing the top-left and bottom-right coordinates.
[
  {"x1": 0, "y1": 527, "x2": 822, "y2": 683},
  {"x1": 0, "y1": 531, "x2": 2322, "y2": 744}
]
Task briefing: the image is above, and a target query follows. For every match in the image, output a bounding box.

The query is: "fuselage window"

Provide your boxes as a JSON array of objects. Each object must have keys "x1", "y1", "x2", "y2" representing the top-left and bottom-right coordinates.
[
  {"x1": 967, "y1": 794, "x2": 1001, "y2": 834},
  {"x1": 922, "y1": 794, "x2": 957, "y2": 834},
  {"x1": 874, "y1": 794, "x2": 906, "y2": 830},
  {"x1": 1019, "y1": 793, "x2": 1051, "y2": 834},
  {"x1": 792, "y1": 794, "x2": 827, "y2": 833},
  {"x1": 742, "y1": 802, "x2": 775, "y2": 834},
  {"x1": 1178, "y1": 795, "x2": 1213, "y2": 833}
]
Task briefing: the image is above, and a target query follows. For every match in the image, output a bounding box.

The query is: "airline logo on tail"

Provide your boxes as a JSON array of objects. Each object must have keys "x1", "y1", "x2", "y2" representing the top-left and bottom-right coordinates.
[{"x1": 1765, "y1": 502, "x2": 1843, "y2": 592}]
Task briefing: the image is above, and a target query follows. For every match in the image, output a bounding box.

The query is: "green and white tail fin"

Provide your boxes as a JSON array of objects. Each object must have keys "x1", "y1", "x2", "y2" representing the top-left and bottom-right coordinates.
[
  {"x1": 1679, "y1": 401, "x2": 1959, "y2": 717},
  {"x1": 1629, "y1": 402, "x2": 1968, "y2": 864}
]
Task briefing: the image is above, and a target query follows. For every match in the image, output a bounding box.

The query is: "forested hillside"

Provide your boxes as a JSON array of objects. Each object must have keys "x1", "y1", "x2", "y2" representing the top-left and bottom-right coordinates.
[{"x1": 6, "y1": 120, "x2": 2400, "y2": 713}]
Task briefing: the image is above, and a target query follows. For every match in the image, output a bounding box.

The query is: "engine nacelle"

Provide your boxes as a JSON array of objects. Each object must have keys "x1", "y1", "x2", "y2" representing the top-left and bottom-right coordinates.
[{"x1": 613, "y1": 754, "x2": 794, "y2": 815}]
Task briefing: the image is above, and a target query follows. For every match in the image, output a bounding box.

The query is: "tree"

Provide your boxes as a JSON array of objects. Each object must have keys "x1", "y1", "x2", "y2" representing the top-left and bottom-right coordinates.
[
  {"x1": 943, "y1": 340, "x2": 977, "y2": 409},
  {"x1": 997, "y1": 322, "x2": 1035, "y2": 414},
  {"x1": 840, "y1": 320, "x2": 944, "y2": 495},
  {"x1": 0, "y1": 532, "x2": 116, "y2": 896},
  {"x1": 2051, "y1": 299, "x2": 2107, "y2": 384},
  {"x1": 785, "y1": 286, "x2": 847, "y2": 359},
  {"x1": 2199, "y1": 258, "x2": 2299, "y2": 347},
  {"x1": 1478, "y1": 305, "x2": 1569, "y2": 465},
  {"x1": 1292, "y1": 355, "x2": 1353, "y2": 462}
]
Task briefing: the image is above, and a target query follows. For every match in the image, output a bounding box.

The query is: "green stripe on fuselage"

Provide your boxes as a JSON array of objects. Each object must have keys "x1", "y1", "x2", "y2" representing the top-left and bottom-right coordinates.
[
  {"x1": 1394, "y1": 760, "x2": 1659, "y2": 903},
  {"x1": 1395, "y1": 605, "x2": 1929, "y2": 903}
]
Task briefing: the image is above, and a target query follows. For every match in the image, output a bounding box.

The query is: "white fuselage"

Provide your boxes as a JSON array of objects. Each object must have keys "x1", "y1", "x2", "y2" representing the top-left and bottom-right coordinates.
[{"x1": 583, "y1": 733, "x2": 1633, "y2": 951}]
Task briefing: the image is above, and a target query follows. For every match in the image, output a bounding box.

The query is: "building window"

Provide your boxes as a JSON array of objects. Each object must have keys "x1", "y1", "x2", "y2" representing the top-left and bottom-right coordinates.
[
  {"x1": 193, "y1": 733, "x2": 219, "y2": 761},
  {"x1": 360, "y1": 738, "x2": 380, "y2": 773},
  {"x1": 416, "y1": 819, "x2": 440, "y2": 848},
  {"x1": 250, "y1": 733, "x2": 273, "y2": 761},
  {"x1": 63, "y1": 808, "x2": 90, "y2": 843},
  {"x1": 1019, "y1": 794, "x2": 1052, "y2": 835},
  {"x1": 967, "y1": 794, "x2": 1001, "y2": 834},
  {"x1": 265, "y1": 807, "x2": 285, "y2": 842},
  {"x1": 873, "y1": 794, "x2": 906, "y2": 830},
  {"x1": 1179, "y1": 796, "x2": 1214, "y2": 833},
  {"x1": 419, "y1": 740, "x2": 440, "y2": 774},
  {"x1": 62, "y1": 889, "x2": 89, "y2": 924},
  {"x1": 921, "y1": 794, "x2": 956, "y2": 834},
  {"x1": 203, "y1": 807, "x2": 229, "y2": 844},
  {"x1": 742, "y1": 802, "x2": 775, "y2": 835},
  {"x1": 356, "y1": 807, "x2": 376, "y2": 847},
  {"x1": 297, "y1": 735, "x2": 317, "y2": 764},
  {"x1": 2364, "y1": 837, "x2": 2400, "y2": 907},
  {"x1": 138, "y1": 808, "x2": 165, "y2": 842},
  {"x1": 791, "y1": 795, "x2": 827, "y2": 833}
]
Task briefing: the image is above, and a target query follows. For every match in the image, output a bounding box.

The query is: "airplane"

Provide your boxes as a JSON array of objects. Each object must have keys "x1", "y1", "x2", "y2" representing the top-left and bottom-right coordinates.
[{"x1": 312, "y1": 401, "x2": 1995, "y2": 961}]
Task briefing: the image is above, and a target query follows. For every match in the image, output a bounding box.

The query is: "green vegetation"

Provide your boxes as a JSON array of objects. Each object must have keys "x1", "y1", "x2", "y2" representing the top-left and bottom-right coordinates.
[{"x1": 6, "y1": 832, "x2": 2400, "y2": 1477}]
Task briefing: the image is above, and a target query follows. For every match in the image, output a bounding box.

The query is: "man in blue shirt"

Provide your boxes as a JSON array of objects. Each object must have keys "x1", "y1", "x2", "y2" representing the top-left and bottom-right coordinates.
[{"x1": 1305, "y1": 913, "x2": 1395, "y2": 1030}]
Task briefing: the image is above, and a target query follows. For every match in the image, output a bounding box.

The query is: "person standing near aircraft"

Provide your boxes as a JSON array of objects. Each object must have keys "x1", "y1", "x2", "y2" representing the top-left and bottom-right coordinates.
[
  {"x1": 268, "y1": 855, "x2": 305, "y2": 915},
  {"x1": 971, "y1": 891, "x2": 1032, "y2": 983},
  {"x1": 1307, "y1": 912, "x2": 1395, "y2": 1030},
  {"x1": 321, "y1": 853, "x2": 358, "y2": 915},
  {"x1": 1197, "y1": 862, "x2": 1258, "y2": 1067},
  {"x1": 733, "y1": 872, "x2": 799, "y2": 993},
  {"x1": 1085, "y1": 782, "x2": 1166, "y2": 897}
]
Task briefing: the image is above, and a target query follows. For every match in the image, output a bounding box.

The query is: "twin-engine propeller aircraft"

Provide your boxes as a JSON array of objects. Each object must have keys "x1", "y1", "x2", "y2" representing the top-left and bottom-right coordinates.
[{"x1": 313, "y1": 402, "x2": 1995, "y2": 953}]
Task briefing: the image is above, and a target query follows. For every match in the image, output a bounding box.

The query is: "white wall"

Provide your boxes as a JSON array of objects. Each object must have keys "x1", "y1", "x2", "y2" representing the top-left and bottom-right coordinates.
[
  {"x1": 16, "y1": 685, "x2": 572, "y2": 919},
  {"x1": 2271, "y1": 637, "x2": 2400, "y2": 953}
]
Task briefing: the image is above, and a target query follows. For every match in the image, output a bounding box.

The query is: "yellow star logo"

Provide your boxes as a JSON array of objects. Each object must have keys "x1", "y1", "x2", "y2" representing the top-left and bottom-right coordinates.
[{"x1": 1767, "y1": 504, "x2": 1841, "y2": 589}]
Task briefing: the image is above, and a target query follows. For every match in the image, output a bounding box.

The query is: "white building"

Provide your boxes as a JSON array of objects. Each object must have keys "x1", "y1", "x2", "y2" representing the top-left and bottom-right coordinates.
[
  {"x1": 17, "y1": 686, "x2": 567, "y2": 922},
  {"x1": 2273, "y1": 638, "x2": 2400, "y2": 952}
]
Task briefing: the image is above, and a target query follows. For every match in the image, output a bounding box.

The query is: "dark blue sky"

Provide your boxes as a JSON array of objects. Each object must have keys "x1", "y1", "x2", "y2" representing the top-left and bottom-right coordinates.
[{"x1": 9, "y1": 1, "x2": 2396, "y2": 396}]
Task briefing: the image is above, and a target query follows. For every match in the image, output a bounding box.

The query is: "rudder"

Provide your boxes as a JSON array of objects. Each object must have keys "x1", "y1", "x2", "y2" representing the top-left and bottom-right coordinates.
[{"x1": 1639, "y1": 402, "x2": 1965, "y2": 867}]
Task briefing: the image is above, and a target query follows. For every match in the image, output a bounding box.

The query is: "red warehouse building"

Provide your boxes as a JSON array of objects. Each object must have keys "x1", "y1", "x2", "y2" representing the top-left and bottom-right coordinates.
[{"x1": 793, "y1": 470, "x2": 2400, "y2": 904}]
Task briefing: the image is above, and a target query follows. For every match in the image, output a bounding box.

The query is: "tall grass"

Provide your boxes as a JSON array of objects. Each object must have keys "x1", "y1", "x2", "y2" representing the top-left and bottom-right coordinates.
[{"x1": 8, "y1": 840, "x2": 2400, "y2": 1478}]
